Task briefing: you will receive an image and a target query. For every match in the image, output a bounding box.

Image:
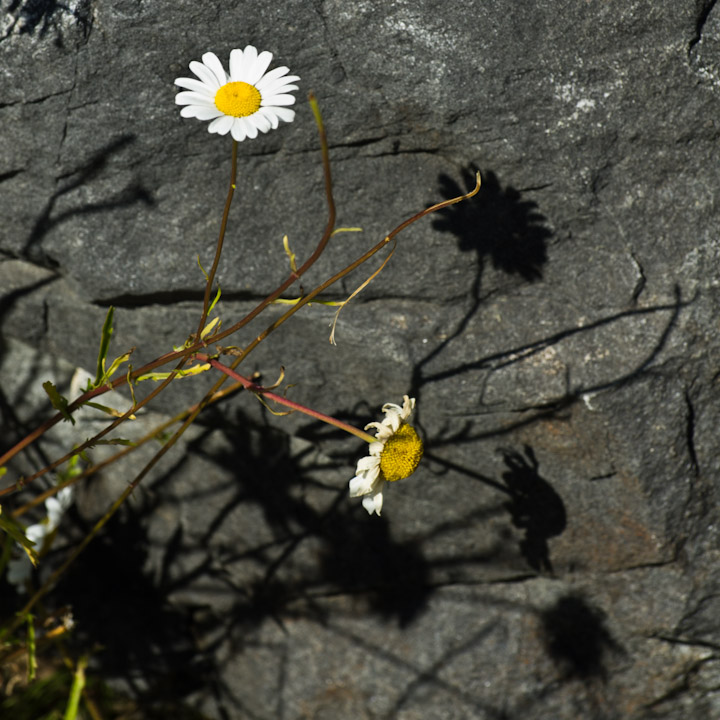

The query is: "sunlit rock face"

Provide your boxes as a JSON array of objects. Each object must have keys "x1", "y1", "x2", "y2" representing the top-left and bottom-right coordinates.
[{"x1": 2, "y1": 1, "x2": 720, "y2": 718}]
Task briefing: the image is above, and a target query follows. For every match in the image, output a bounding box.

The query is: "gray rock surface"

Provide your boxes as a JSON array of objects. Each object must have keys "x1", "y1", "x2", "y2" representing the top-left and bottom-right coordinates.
[{"x1": 2, "y1": 0, "x2": 720, "y2": 718}]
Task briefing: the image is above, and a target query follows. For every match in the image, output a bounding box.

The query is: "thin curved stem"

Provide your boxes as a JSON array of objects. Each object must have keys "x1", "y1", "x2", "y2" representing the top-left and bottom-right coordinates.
[
  {"x1": 201, "y1": 356, "x2": 376, "y2": 443},
  {"x1": 196, "y1": 139, "x2": 238, "y2": 338}
]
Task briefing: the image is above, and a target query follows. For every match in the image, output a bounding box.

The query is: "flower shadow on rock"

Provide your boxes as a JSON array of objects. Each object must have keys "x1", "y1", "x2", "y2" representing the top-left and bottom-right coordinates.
[
  {"x1": 540, "y1": 593, "x2": 625, "y2": 681},
  {"x1": 499, "y1": 445, "x2": 566, "y2": 574},
  {"x1": 432, "y1": 165, "x2": 551, "y2": 282}
]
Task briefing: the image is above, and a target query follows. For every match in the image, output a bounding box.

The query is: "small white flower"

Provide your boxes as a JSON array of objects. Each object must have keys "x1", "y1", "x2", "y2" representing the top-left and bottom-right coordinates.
[
  {"x1": 174, "y1": 46, "x2": 299, "y2": 142},
  {"x1": 349, "y1": 396, "x2": 424, "y2": 516},
  {"x1": 5, "y1": 487, "x2": 74, "y2": 593},
  {"x1": 46, "y1": 486, "x2": 74, "y2": 530}
]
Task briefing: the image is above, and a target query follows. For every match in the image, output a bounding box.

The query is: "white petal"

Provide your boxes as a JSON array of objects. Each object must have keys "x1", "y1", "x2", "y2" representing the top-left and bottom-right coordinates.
[
  {"x1": 257, "y1": 107, "x2": 280, "y2": 129},
  {"x1": 190, "y1": 60, "x2": 221, "y2": 90},
  {"x1": 368, "y1": 441, "x2": 385, "y2": 457},
  {"x1": 229, "y1": 48, "x2": 245, "y2": 81},
  {"x1": 181, "y1": 105, "x2": 224, "y2": 120},
  {"x1": 349, "y1": 473, "x2": 375, "y2": 497},
  {"x1": 255, "y1": 66, "x2": 292, "y2": 90},
  {"x1": 240, "y1": 116, "x2": 258, "y2": 139},
  {"x1": 382, "y1": 402, "x2": 402, "y2": 416},
  {"x1": 26, "y1": 523, "x2": 47, "y2": 544},
  {"x1": 208, "y1": 115, "x2": 234, "y2": 135},
  {"x1": 247, "y1": 50, "x2": 273, "y2": 85},
  {"x1": 57, "y1": 487, "x2": 74, "y2": 511},
  {"x1": 202, "y1": 52, "x2": 228, "y2": 86},
  {"x1": 264, "y1": 106, "x2": 295, "y2": 123},
  {"x1": 237, "y1": 45, "x2": 258, "y2": 82},
  {"x1": 230, "y1": 118, "x2": 247, "y2": 142},
  {"x1": 366, "y1": 423, "x2": 392, "y2": 441},
  {"x1": 356, "y1": 455, "x2": 380, "y2": 473},
  {"x1": 248, "y1": 112, "x2": 272, "y2": 134},
  {"x1": 383, "y1": 412, "x2": 402, "y2": 433},
  {"x1": 261, "y1": 93, "x2": 296, "y2": 107},
  {"x1": 401, "y1": 396, "x2": 415, "y2": 419},
  {"x1": 175, "y1": 91, "x2": 217, "y2": 107},
  {"x1": 362, "y1": 491, "x2": 383, "y2": 516},
  {"x1": 267, "y1": 83, "x2": 299, "y2": 94},
  {"x1": 46, "y1": 499, "x2": 63, "y2": 529},
  {"x1": 174, "y1": 77, "x2": 215, "y2": 95},
  {"x1": 259, "y1": 77, "x2": 300, "y2": 96}
]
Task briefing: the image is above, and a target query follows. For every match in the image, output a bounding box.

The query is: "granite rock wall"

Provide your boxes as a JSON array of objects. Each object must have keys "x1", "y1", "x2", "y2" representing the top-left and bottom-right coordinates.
[{"x1": 2, "y1": 1, "x2": 720, "y2": 718}]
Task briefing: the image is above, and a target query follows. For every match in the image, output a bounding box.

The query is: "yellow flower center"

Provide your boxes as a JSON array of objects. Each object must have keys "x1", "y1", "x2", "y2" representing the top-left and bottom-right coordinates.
[
  {"x1": 379, "y1": 423, "x2": 424, "y2": 483},
  {"x1": 214, "y1": 81, "x2": 261, "y2": 117}
]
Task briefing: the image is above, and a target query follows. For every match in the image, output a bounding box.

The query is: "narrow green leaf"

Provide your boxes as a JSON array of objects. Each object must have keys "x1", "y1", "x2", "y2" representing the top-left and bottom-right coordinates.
[
  {"x1": 197, "y1": 254, "x2": 209, "y2": 281},
  {"x1": 200, "y1": 316, "x2": 221, "y2": 341},
  {"x1": 94, "y1": 306, "x2": 115, "y2": 386},
  {"x1": 0, "y1": 512, "x2": 39, "y2": 566},
  {"x1": 26, "y1": 614, "x2": 37, "y2": 682},
  {"x1": 43, "y1": 381, "x2": 75, "y2": 425},
  {"x1": 100, "y1": 350, "x2": 133, "y2": 388},
  {"x1": 92, "y1": 438, "x2": 135, "y2": 447},
  {"x1": 208, "y1": 285, "x2": 222, "y2": 315},
  {"x1": 83, "y1": 401, "x2": 135, "y2": 419},
  {"x1": 283, "y1": 234, "x2": 297, "y2": 272},
  {"x1": 330, "y1": 226, "x2": 363, "y2": 237},
  {"x1": 137, "y1": 363, "x2": 211, "y2": 382}
]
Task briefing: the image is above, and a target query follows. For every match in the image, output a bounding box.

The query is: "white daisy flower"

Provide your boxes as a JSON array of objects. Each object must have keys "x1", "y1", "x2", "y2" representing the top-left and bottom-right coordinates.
[
  {"x1": 349, "y1": 396, "x2": 424, "y2": 516},
  {"x1": 174, "y1": 46, "x2": 299, "y2": 142}
]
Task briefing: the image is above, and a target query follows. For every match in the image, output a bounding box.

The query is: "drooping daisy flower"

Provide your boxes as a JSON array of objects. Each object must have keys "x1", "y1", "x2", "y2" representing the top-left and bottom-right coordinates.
[
  {"x1": 174, "y1": 46, "x2": 299, "y2": 142},
  {"x1": 349, "y1": 396, "x2": 424, "y2": 516}
]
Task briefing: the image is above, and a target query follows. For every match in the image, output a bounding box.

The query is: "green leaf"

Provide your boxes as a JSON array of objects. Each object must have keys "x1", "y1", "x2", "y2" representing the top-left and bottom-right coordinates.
[
  {"x1": 94, "y1": 306, "x2": 115, "y2": 386},
  {"x1": 330, "y1": 226, "x2": 363, "y2": 237},
  {"x1": 0, "y1": 512, "x2": 39, "y2": 566},
  {"x1": 83, "y1": 401, "x2": 136, "y2": 419},
  {"x1": 42, "y1": 382, "x2": 75, "y2": 425},
  {"x1": 283, "y1": 234, "x2": 297, "y2": 273},
  {"x1": 26, "y1": 614, "x2": 37, "y2": 682},
  {"x1": 197, "y1": 254, "x2": 209, "y2": 281},
  {"x1": 136, "y1": 363, "x2": 211, "y2": 382},
  {"x1": 99, "y1": 350, "x2": 133, "y2": 387},
  {"x1": 208, "y1": 285, "x2": 222, "y2": 315},
  {"x1": 92, "y1": 438, "x2": 135, "y2": 447},
  {"x1": 200, "y1": 316, "x2": 221, "y2": 341}
]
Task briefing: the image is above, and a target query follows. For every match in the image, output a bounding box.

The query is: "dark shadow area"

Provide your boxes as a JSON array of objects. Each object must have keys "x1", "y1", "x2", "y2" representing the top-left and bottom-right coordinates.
[
  {"x1": 5, "y1": 0, "x2": 93, "y2": 42},
  {"x1": 432, "y1": 165, "x2": 551, "y2": 282},
  {"x1": 499, "y1": 445, "x2": 566, "y2": 573},
  {"x1": 0, "y1": 274, "x2": 63, "y2": 481},
  {"x1": 22, "y1": 134, "x2": 154, "y2": 268},
  {"x1": 10, "y1": 410, "x2": 429, "y2": 715},
  {"x1": 3, "y1": 389, "x2": 553, "y2": 719},
  {"x1": 57, "y1": 511, "x2": 213, "y2": 711},
  {"x1": 184, "y1": 412, "x2": 434, "y2": 630},
  {"x1": 540, "y1": 594, "x2": 624, "y2": 680}
]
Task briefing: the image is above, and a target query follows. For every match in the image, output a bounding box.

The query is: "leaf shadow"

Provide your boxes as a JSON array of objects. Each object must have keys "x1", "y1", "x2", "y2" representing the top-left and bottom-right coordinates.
[{"x1": 22, "y1": 135, "x2": 154, "y2": 268}]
